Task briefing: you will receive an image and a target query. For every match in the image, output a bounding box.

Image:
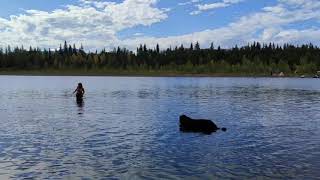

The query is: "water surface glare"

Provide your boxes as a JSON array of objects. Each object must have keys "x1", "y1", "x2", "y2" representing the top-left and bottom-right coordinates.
[{"x1": 0, "y1": 76, "x2": 319, "y2": 179}]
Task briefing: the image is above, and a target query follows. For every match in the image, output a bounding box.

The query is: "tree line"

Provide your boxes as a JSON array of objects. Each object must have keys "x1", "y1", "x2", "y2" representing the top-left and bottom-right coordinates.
[{"x1": 0, "y1": 41, "x2": 319, "y2": 75}]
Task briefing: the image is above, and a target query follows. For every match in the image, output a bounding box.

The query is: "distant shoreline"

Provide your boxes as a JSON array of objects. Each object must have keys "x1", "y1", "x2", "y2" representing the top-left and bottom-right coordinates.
[{"x1": 0, "y1": 69, "x2": 308, "y2": 78}]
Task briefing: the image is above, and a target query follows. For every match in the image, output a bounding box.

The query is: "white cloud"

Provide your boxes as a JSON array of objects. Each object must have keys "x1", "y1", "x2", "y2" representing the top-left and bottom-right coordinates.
[
  {"x1": 191, "y1": 0, "x2": 245, "y2": 15},
  {"x1": 121, "y1": 0, "x2": 320, "y2": 49},
  {"x1": 80, "y1": 0, "x2": 115, "y2": 9},
  {"x1": 133, "y1": 33, "x2": 144, "y2": 36},
  {"x1": 178, "y1": 0, "x2": 201, "y2": 6},
  {"x1": 0, "y1": 0, "x2": 168, "y2": 50},
  {"x1": 0, "y1": 0, "x2": 320, "y2": 51}
]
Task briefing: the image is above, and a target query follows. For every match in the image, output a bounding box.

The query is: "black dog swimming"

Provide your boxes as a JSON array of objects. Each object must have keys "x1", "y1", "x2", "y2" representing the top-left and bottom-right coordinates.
[{"x1": 179, "y1": 115, "x2": 227, "y2": 134}]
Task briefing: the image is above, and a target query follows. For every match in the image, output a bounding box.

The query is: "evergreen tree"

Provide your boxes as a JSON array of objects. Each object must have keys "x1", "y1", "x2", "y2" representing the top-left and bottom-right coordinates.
[{"x1": 0, "y1": 41, "x2": 319, "y2": 75}]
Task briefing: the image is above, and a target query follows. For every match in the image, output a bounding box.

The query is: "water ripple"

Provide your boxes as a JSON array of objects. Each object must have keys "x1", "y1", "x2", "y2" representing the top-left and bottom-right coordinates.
[{"x1": 0, "y1": 76, "x2": 319, "y2": 179}]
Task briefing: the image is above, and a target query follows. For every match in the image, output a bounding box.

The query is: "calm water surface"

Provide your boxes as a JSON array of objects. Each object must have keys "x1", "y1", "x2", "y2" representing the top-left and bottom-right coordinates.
[{"x1": 0, "y1": 76, "x2": 319, "y2": 179}]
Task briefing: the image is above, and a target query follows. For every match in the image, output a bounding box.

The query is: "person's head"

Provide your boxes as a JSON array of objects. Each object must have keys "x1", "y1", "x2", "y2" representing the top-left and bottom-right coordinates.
[{"x1": 78, "y1": 83, "x2": 83, "y2": 88}]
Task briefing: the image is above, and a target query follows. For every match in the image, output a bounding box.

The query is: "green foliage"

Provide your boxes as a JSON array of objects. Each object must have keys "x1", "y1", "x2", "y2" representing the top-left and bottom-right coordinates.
[{"x1": 0, "y1": 41, "x2": 319, "y2": 75}]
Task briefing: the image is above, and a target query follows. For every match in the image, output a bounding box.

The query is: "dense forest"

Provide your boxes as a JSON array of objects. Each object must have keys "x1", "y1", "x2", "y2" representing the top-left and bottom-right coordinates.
[{"x1": 0, "y1": 41, "x2": 319, "y2": 75}]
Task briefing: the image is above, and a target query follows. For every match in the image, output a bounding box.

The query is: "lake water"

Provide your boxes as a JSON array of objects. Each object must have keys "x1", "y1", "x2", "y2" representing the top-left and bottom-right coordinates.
[{"x1": 0, "y1": 76, "x2": 319, "y2": 179}]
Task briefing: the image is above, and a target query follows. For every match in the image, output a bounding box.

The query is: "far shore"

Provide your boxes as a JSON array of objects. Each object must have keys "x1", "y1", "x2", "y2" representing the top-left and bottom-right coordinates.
[{"x1": 0, "y1": 69, "x2": 313, "y2": 78}]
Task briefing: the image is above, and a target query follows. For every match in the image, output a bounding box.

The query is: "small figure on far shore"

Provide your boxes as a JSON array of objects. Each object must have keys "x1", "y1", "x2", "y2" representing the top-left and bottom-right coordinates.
[{"x1": 73, "y1": 83, "x2": 85, "y2": 101}]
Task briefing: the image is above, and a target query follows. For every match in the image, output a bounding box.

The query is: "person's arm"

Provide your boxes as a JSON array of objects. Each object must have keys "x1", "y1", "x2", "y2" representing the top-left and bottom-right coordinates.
[
  {"x1": 82, "y1": 88, "x2": 85, "y2": 95},
  {"x1": 73, "y1": 88, "x2": 78, "y2": 94}
]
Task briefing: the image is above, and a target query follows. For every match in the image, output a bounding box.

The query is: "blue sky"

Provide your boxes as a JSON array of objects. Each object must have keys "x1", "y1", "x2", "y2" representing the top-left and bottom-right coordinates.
[{"x1": 0, "y1": 0, "x2": 319, "y2": 50}]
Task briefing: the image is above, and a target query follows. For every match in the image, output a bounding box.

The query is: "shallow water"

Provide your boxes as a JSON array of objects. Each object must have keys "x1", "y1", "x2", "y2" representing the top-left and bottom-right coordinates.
[{"x1": 0, "y1": 76, "x2": 319, "y2": 179}]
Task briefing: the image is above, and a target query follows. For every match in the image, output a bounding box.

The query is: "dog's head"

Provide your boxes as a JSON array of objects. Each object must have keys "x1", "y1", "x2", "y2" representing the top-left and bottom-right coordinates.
[{"x1": 179, "y1": 114, "x2": 190, "y2": 121}]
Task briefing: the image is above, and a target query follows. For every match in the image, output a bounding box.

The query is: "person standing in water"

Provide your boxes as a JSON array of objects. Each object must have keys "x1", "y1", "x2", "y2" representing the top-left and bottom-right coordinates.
[{"x1": 73, "y1": 83, "x2": 85, "y2": 100}]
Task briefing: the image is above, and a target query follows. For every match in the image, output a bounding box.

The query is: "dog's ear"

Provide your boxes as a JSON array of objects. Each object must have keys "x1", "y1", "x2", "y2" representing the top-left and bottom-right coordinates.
[{"x1": 180, "y1": 114, "x2": 186, "y2": 118}]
